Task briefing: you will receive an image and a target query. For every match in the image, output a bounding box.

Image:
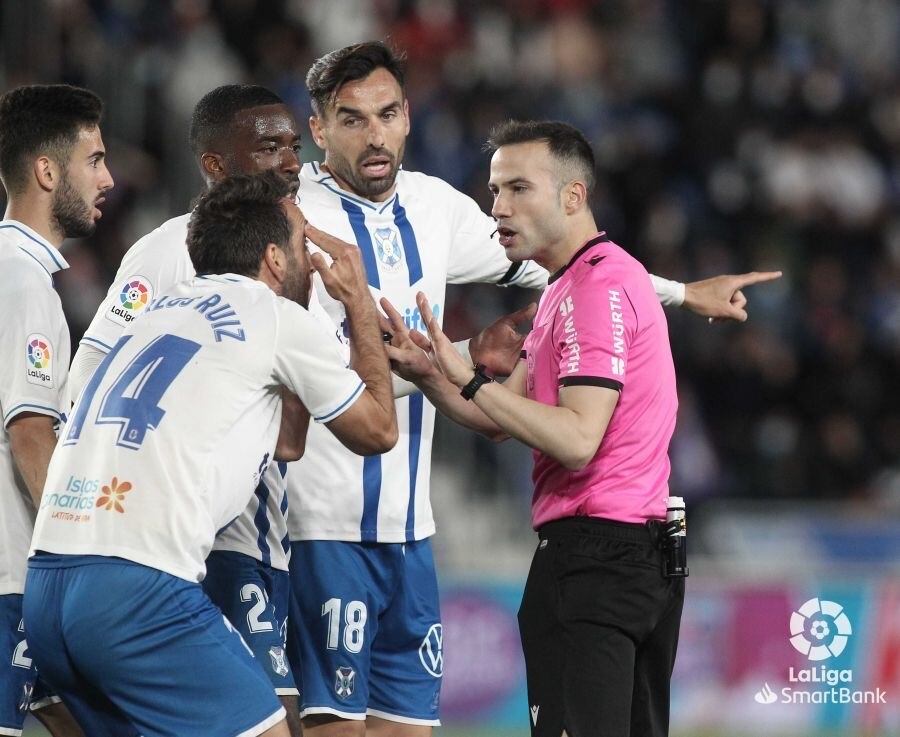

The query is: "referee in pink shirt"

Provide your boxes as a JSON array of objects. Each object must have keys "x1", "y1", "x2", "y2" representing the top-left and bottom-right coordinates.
[{"x1": 382, "y1": 120, "x2": 682, "y2": 737}]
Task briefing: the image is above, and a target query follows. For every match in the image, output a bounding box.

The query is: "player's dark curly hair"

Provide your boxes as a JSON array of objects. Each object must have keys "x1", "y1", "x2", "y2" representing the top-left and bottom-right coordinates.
[
  {"x1": 188, "y1": 171, "x2": 292, "y2": 277},
  {"x1": 0, "y1": 84, "x2": 103, "y2": 195},
  {"x1": 486, "y1": 120, "x2": 597, "y2": 196},
  {"x1": 306, "y1": 41, "x2": 406, "y2": 115},
  {"x1": 189, "y1": 84, "x2": 284, "y2": 156}
]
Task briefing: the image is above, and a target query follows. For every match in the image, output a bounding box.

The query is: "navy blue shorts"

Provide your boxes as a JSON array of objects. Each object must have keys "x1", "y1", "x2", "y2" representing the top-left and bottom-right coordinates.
[
  {"x1": 24, "y1": 555, "x2": 285, "y2": 737},
  {"x1": 288, "y1": 539, "x2": 442, "y2": 725},
  {"x1": 203, "y1": 551, "x2": 296, "y2": 695}
]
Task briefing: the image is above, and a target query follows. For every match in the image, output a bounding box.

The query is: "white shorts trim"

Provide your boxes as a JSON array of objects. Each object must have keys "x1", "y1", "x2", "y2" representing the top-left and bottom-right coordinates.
[
  {"x1": 236, "y1": 705, "x2": 286, "y2": 737},
  {"x1": 275, "y1": 687, "x2": 300, "y2": 697},
  {"x1": 366, "y1": 708, "x2": 440, "y2": 727},
  {"x1": 299, "y1": 706, "x2": 366, "y2": 721},
  {"x1": 29, "y1": 694, "x2": 63, "y2": 711},
  {"x1": 0, "y1": 727, "x2": 23, "y2": 736}
]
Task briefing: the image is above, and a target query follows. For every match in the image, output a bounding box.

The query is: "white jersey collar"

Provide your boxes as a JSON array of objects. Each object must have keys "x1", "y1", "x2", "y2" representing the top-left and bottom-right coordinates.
[
  {"x1": 0, "y1": 219, "x2": 69, "y2": 277},
  {"x1": 302, "y1": 162, "x2": 400, "y2": 214}
]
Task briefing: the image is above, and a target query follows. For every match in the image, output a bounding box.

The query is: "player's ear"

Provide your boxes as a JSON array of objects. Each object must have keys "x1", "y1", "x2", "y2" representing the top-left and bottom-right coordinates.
[
  {"x1": 33, "y1": 155, "x2": 57, "y2": 193},
  {"x1": 309, "y1": 115, "x2": 326, "y2": 149},
  {"x1": 200, "y1": 152, "x2": 226, "y2": 180},
  {"x1": 402, "y1": 97, "x2": 410, "y2": 135},
  {"x1": 262, "y1": 243, "x2": 287, "y2": 282}
]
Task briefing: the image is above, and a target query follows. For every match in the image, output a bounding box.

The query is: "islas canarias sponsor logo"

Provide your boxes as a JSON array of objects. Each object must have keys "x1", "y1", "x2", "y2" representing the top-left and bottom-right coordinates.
[{"x1": 41, "y1": 475, "x2": 135, "y2": 520}]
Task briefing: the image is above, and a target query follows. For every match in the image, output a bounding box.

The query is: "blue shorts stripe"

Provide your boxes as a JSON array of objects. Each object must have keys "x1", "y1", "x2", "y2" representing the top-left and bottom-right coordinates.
[
  {"x1": 392, "y1": 198, "x2": 423, "y2": 285},
  {"x1": 406, "y1": 393, "x2": 424, "y2": 542},
  {"x1": 341, "y1": 199, "x2": 380, "y2": 289},
  {"x1": 360, "y1": 456, "x2": 382, "y2": 543}
]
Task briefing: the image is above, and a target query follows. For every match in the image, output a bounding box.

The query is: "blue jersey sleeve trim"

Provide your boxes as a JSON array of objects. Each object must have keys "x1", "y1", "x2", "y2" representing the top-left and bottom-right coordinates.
[
  {"x1": 4, "y1": 402, "x2": 62, "y2": 426},
  {"x1": 314, "y1": 381, "x2": 365, "y2": 423},
  {"x1": 80, "y1": 335, "x2": 114, "y2": 352}
]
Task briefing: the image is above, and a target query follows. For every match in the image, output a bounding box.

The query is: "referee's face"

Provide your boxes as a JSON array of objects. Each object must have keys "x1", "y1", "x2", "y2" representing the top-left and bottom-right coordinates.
[{"x1": 488, "y1": 141, "x2": 567, "y2": 265}]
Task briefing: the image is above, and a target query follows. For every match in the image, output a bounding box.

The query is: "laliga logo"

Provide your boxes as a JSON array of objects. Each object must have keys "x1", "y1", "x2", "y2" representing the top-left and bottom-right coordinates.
[{"x1": 789, "y1": 598, "x2": 852, "y2": 661}]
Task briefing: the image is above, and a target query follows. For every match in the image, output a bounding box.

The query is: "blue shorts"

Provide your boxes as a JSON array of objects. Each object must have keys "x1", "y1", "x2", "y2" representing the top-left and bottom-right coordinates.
[
  {"x1": 1, "y1": 594, "x2": 35, "y2": 736},
  {"x1": 1, "y1": 594, "x2": 62, "y2": 737},
  {"x1": 202, "y1": 551, "x2": 296, "y2": 695},
  {"x1": 24, "y1": 555, "x2": 285, "y2": 737},
  {"x1": 288, "y1": 539, "x2": 442, "y2": 725}
]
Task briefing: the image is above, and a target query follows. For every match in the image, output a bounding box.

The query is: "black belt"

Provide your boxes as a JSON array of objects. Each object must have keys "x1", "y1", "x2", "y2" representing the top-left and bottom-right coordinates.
[{"x1": 538, "y1": 515, "x2": 663, "y2": 547}]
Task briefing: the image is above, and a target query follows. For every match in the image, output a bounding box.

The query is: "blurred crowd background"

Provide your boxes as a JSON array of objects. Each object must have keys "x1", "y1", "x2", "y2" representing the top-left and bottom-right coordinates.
[{"x1": 2, "y1": 0, "x2": 899, "y2": 563}]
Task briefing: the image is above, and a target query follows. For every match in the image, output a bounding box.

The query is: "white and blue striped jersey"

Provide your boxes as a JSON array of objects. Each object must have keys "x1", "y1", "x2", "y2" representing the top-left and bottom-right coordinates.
[
  {"x1": 286, "y1": 164, "x2": 550, "y2": 543},
  {"x1": 32, "y1": 275, "x2": 364, "y2": 583},
  {"x1": 0, "y1": 221, "x2": 71, "y2": 594},
  {"x1": 75, "y1": 213, "x2": 335, "y2": 571}
]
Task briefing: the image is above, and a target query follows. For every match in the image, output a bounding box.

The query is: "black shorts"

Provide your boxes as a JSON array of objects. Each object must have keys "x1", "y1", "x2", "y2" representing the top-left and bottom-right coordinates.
[{"x1": 517, "y1": 516, "x2": 685, "y2": 737}]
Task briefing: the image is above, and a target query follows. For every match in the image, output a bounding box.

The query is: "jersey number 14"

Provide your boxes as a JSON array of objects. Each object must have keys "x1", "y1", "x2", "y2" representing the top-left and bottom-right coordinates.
[{"x1": 66, "y1": 334, "x2": 201, "y2": 449}]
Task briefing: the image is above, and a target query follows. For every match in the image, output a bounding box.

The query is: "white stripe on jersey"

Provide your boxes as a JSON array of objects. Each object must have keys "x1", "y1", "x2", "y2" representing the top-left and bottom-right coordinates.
[{"x1": 286, "y1": 164, "x2": 548, "y2": 544}]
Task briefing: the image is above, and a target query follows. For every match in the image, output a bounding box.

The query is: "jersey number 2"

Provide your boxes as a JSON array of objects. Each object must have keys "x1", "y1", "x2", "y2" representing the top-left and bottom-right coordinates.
[{"x1": 66, "y1": 334, "x2": 201, "y2": 449}]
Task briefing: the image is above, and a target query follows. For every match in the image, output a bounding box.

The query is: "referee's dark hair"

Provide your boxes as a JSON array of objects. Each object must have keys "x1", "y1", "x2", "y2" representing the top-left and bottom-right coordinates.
[
  {"x1": 188, "y1": 171, "x2": 292, "y2": 277},
  {"x1": 306, "y1": 41, "x2": 406, "y2": 116},
  {"x1": 190, "y1": 85, "x2": 284, "y2": 156},
  {"x1": 486, "y1": 120, "x2": 597, "y2": 196},
  {"x1": 0, "y1": 84, "x2": 103, "y2": 195}
]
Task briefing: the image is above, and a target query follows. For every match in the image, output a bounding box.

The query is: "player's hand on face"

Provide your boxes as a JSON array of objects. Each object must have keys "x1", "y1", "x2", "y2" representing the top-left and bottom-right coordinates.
[
  {"x1": 470, "y1": 302, "x2": 536, "y2": 376},
  {"x1": 416, "y1": 292, "x2": 475, "y2": 387},
  {"x1": 305, "y1": 223, "x2": 371, "y2": 306},
  {"x1": 683, "y1": 270, "x2": 782, "y2": 322},
  {"x1": 380, "y1": 297, "x2": 437, "y2": 381}
]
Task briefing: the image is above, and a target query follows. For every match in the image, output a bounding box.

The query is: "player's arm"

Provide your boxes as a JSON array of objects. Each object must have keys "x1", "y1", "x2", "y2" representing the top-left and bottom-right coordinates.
[
  {"x1": 7, "y1": 412, "x2": 57, "y2": 506},
  {"x1": 274, "y1": 388, "x2": 309, "y2": 462},
  {"x1": 416, "y1": 293, "x2": 618, "y2": 469},
  {"x1": 681, "y1": 270, "x2": 783, "y2": 321},
  {"x1": 306, "y1": 224, "x2": 398, "y2": 455}
]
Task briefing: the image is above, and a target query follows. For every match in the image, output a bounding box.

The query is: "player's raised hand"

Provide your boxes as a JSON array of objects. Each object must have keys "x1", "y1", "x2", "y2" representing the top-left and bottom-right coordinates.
[
  {"x1": 470, "y1": 302, "x2": 537, "y2": 376},
  {"x1": 380, "y1": 297, "x2": 437, "y2": 382},
  {"x1": 683, "y1": 270, "x2": 782, "y2": 322},
  {"x1": 416, "y1": 292, "x2": 476, "y2": 387},
  {"x1": 305, "y1": 223, "x2": 371, "y2": 306}
]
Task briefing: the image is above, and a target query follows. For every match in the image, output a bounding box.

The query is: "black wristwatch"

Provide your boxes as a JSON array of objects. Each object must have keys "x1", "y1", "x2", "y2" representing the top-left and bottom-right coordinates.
[{"x1": 460, "y1": 364, "x2": 494, "y2": 400}]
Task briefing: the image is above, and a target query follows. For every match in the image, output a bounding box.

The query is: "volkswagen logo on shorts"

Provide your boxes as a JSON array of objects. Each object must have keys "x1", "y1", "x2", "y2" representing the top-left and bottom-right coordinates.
[{"x1": 419, "y1": 623, "x2": 443, "y2": 677}]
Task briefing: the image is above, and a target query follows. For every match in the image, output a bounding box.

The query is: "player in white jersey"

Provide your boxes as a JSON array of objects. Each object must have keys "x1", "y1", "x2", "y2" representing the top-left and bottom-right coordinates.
[
  {"x1": 24, "y1": 172, "x2": 398, "y2": 737},
  {"x1": 287, "y1": 41, "x2": 782, "y2": 737},
  {"x1": 0, "y1": 84, "x2": 114, "y2": 737},
  {"x1": 68, "y1": 84, "x2": 309, "y2": 734}
]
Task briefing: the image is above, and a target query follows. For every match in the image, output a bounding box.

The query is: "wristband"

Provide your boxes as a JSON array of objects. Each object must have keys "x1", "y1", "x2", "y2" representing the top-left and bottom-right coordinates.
[{"x1": 460, "y1": 364, "x2": 494, "y2": 400}]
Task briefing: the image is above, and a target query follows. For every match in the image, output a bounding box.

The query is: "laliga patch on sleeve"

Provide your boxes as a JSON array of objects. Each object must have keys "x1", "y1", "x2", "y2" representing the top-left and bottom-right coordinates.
[
  {"x1": 25, "y1": 333, "x2": 54, "y2": 387},
  {"x1": 105, "y1": 275, "x2": 154, "y2": 326}
]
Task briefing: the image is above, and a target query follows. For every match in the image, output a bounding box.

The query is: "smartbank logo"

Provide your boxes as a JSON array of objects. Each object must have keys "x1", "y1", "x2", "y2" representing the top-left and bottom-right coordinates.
[{"x1": 753, "y1": 597, "x2": 887, "y2": 706}]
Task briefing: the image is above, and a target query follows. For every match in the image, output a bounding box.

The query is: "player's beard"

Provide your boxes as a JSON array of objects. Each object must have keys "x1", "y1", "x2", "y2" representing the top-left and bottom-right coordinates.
[
  {"x1": 282, "y1": 249, "x2": 311, "y2": 308},
  {"x1": 328, "y1": 143, "x2": 404, "y2": 200},
  {"x1": 51, "y1": 171, "x2": 96, "y2": 239}
]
